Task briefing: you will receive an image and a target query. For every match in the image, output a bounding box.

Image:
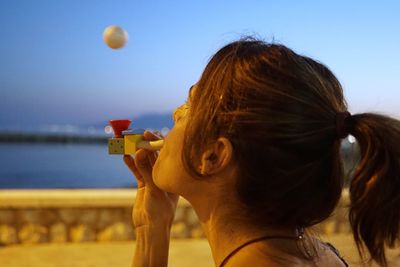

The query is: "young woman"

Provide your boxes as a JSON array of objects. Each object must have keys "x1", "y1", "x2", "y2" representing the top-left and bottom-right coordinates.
[{"x1": 124, "y1": 39, "x2": 400, "y2": 267}]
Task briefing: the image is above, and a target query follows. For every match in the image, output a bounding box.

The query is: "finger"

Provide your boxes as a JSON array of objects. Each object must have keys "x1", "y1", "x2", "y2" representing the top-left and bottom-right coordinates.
[
  {"x1": 134, "y1": 187, "x2": 145, "y2": 210},
  {"x1": 134, "y1": 149, "x2": 157, "y2": 189},
  {"x1": 147, "y1": 151, "x2": 157, "y2": 166},
  {"x1": 144, "y1": 130, "x2": 161, "y2": 141},
  {"x1": 123, "y1": 155, "x2": 145, "y2": 188},
  {"x1": 123, "y1": 156, "x2": 145, "y2": 206},
  {"x1": 123, "y1": 155, "x2": 142, "y2": 178},
  {"x1": 141, "y1": 131, "x2": 159, "y2": 165}
]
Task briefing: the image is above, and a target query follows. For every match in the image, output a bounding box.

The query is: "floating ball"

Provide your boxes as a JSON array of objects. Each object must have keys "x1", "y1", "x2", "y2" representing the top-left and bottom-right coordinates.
[{"x1": 103, "y1": 25, "x2": 129, "y2": 49}]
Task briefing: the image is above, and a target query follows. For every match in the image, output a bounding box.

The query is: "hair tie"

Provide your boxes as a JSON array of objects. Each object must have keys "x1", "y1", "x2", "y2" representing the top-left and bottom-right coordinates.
[{"x1": 335, "y1": 111, "x2": 352, "y2": 139}]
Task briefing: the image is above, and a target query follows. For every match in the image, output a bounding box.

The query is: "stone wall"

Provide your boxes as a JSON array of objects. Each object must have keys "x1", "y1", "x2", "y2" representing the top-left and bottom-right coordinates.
[{"x1": 0, "y1": 189, "x2": 350, "y2": 245}]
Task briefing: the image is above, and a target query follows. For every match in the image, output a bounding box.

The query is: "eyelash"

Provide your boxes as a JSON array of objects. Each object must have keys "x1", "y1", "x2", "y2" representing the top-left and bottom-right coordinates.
[{"x1": 173, "y1": 104, "x2": 189, "y2": 122}]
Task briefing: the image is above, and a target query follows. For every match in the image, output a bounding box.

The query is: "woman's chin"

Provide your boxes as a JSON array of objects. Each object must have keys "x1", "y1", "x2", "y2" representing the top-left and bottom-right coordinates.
[
  {"x1": 151, "y1": 163, "x2": 166, "y2": 189},
  {"x1": 152, "y1": 165, "x2": 160, "y2": 185}
]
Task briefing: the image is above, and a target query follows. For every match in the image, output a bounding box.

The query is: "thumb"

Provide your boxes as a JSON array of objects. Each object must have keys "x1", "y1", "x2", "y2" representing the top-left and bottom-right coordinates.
[
  {"x1": 134, "y1": 149, "x2": 157, "y2": 189},
  {"x1": 144, "y1": 130, "x2": 162, "y2": 141}
]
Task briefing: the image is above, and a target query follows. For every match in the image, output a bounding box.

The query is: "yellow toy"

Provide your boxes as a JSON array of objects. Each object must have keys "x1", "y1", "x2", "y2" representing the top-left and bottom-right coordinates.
[{"x1": 108, "y1": 120, "x2": 163, "y2": 155}]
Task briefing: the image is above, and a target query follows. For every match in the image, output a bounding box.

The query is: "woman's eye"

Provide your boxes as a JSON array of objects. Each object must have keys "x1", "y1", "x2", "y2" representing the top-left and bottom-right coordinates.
[
  {"x1": 173, "y1": 104, "x2": 189, "y2": 122},
  {"x1": 173, "y1": 110, "x2": 181, "y2": 122}
]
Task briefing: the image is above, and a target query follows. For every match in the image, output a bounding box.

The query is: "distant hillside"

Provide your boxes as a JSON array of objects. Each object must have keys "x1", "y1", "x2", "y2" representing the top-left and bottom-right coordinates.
[
  {"x1": 129, "y1": 113, "x2": 174, "y2": 130},
  {"x1": 0, "y1": 113, "x2": 174, "y2": 143},
  {"x1": 97, "y1": 113, "x2": 174, "y2": 131}
]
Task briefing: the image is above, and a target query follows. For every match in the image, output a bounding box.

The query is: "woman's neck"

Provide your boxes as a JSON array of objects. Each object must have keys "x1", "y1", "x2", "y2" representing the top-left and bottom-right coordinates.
[{"x1": 186, "y1": 190, "x2": 297, "y2": 267}]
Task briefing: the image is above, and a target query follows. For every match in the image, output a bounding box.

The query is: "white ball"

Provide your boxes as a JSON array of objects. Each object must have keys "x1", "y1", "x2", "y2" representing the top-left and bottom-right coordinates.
[{"x1": 103, "y1": 25, "x2": 129, "y2": 49}]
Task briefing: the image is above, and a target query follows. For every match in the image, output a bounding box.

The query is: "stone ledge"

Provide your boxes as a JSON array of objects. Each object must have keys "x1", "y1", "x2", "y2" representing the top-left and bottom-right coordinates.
[
  {"x1": 0, "y1": 189, "x2": 191, "y2": 208},
  {"x1": 0, "y1": 189, "x2": 349, "y2": 245}
]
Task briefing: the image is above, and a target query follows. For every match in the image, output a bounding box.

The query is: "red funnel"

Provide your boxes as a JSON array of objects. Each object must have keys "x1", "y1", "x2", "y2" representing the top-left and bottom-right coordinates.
[{"x1": 109, "y1": 120, "x2": 131, "y2": 138}]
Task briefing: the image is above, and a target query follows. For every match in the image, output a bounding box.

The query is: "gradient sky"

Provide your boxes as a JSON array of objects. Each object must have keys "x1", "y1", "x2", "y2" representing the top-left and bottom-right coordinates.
[{"x1": 1, "y1": 0, "x2": 399, "y2": 129}]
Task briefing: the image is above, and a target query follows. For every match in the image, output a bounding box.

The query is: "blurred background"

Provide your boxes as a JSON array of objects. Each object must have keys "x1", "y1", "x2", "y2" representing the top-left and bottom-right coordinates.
[{"x1": 0, "y1": 0, "x2": 399, "y2": 189}]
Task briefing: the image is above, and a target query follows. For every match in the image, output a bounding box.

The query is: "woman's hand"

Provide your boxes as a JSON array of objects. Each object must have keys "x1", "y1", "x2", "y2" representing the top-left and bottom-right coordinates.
[
  {"x1": 124, "y1": 131, "x2": 179, "y2": 230},
  {"x1": 124, "y1": 131, "x2": 177, "y2": 267}
]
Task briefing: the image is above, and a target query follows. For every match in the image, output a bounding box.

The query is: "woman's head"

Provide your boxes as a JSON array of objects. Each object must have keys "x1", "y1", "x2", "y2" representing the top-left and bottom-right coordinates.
[
  {"x1": 153, "y1": 39, "x2": 400, "y2": 266},
  {"x1": 182, "y1": 39, "x2": 348, "y2": 228},
  {"x1": 158, "y1": 38, "x2": 400, "y2": 266}
]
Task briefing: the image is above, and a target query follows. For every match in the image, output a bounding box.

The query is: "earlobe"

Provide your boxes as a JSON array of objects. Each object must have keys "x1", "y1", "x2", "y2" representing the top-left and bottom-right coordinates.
[{"x1": 199, "y1": 137, "x2": 233, "y2": 175}]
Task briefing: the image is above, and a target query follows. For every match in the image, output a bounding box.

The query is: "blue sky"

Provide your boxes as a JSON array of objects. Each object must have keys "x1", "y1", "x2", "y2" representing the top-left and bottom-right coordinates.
[{"x1": 0, "y1": 0, "x2": 399, "y2": 129}]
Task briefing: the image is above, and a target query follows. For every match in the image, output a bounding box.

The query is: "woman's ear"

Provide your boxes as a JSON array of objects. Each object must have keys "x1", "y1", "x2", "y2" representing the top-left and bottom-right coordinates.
[{"x1": 199, "y1": 137, "x2": 233, "y2": 175}]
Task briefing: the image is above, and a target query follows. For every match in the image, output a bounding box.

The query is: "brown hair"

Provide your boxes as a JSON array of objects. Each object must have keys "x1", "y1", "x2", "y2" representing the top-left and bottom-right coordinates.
[{"x1": 182, "y1": 38, "x2": 400, "y2": 266}]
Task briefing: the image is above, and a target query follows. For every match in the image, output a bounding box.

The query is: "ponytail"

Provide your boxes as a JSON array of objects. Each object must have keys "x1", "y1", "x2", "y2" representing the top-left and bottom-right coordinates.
[{"x1": 348, "y1": 113, "x2": 400, "y2": 266}]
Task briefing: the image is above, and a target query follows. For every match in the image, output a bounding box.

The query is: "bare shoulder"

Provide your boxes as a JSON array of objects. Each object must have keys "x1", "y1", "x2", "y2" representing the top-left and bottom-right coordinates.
[
  {"x1": 225, "y1": 238, "x2": 347, "y2": 267},
  {"x1": 262, "y1": 243, "x2": 347, "y2": 267},
  {"x1": 312, "y1": 241, "x2": 348, "y2": 267}
]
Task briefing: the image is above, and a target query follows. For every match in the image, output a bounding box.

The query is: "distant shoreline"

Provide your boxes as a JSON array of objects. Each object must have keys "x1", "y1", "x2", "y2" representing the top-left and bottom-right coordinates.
[{"x1": 0, "y1": 132, "x2": 108, "y2": 144}]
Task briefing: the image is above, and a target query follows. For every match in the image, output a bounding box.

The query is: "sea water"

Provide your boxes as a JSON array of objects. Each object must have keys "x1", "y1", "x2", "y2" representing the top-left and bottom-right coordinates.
[{"x1": 0, "y1": 143, "x2": 137, "y2": 189}]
